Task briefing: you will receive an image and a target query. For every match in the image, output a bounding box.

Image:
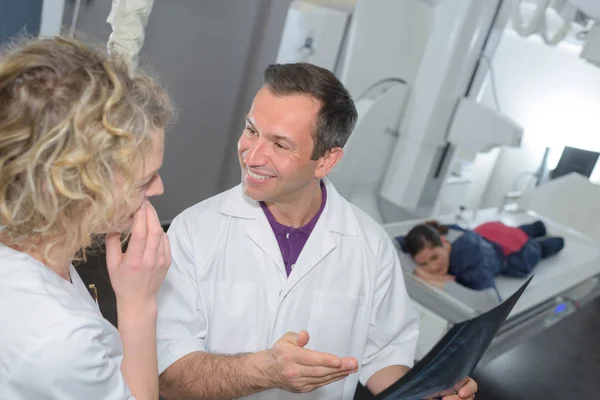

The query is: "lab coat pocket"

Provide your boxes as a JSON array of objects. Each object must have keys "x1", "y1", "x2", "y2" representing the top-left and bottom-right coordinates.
[
  {"x1": 208, "y1": 281, "x2": 258, "y2": 353},
  {"x1": 309, "y1": 290, "x2": 366, "y2": 357}
]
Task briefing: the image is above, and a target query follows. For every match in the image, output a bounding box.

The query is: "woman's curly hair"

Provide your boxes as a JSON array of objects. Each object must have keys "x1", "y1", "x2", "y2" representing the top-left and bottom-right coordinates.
[{"x1": 0, "y1": 36, "x2": 175, "y2": 262}]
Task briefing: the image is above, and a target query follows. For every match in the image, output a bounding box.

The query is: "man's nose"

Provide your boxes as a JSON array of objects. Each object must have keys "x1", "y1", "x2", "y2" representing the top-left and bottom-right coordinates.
[{"x1": 244, "y1": 140, "x2": 268, "y2": 166}]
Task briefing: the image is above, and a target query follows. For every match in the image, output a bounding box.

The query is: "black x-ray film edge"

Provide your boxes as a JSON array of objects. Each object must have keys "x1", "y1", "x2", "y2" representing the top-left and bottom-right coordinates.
[{"x1": 375, "y1": 276, "x2": 534, "y2": 400}]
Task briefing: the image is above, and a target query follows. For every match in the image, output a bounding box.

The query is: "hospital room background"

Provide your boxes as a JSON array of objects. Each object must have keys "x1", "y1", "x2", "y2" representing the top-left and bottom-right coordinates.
[{"x1": 2, "y1": 0, "x2": 600, "y2": 399}]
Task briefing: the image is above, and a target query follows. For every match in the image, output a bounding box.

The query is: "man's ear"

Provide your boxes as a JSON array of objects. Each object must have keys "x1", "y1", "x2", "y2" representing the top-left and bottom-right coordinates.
[{"x1": 315, "y1": 147, "x2": 343, "y2": 179}]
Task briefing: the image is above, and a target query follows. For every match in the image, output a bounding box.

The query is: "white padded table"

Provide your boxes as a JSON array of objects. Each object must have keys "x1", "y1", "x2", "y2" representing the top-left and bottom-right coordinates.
[{"x1": 384, "y1": 208, "x2": 600, "y2": 321}]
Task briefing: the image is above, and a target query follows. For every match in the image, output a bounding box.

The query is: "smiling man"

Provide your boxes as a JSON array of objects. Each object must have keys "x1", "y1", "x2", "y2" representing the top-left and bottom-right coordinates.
[{"x1": 156, "y1": 63, "x2": 477, "y2": 400}]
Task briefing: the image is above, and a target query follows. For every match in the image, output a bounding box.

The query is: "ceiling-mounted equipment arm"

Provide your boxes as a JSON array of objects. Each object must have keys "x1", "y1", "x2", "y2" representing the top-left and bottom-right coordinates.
[{"x1": 106, "y1": 0, "x2": 155, "y2": 64}]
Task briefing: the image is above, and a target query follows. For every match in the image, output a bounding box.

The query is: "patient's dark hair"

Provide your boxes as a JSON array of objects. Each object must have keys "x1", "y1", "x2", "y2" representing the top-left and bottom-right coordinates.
[{"x1": 403, "y1": 220, "x2": 449, "y2": 257}]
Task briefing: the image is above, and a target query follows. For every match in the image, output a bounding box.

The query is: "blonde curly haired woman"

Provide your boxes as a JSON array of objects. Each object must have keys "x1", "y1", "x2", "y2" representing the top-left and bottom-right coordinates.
[{"x1": 0, "y1": 36, "x2": 174, "y2": 399}]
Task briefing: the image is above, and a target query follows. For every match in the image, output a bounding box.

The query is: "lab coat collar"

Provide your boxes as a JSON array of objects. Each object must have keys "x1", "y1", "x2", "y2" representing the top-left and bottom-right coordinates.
[
  {"x1": 219, "y1": 179, "x2": 359, "y2": 293},
  {"x1": 217, "y1": 178, "x2": 359, "y2": 237}
]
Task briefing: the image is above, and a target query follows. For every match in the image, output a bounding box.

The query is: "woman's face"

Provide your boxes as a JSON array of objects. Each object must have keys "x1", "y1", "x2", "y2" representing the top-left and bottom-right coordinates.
[
  {"x1": 413, "y1": 238, "x2": 451, "y2": 276},
  {"x1": 112, "y1": 130, "x2": 165, "y2": 232}
]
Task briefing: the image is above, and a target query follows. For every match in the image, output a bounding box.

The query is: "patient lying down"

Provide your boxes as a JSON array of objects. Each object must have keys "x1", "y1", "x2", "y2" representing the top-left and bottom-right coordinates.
[{"x1": 398, "y1": 220, "x2": 565, "y2": 291}]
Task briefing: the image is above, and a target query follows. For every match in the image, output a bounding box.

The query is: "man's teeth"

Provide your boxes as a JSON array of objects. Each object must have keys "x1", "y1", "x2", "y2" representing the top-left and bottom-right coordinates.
[{"x1": 248, "y1": 169, "x2": 270, "y2": 181}]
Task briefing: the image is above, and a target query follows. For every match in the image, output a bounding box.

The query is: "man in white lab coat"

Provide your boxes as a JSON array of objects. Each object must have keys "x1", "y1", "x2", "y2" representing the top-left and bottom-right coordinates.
[{"x1": 155, "y1": 62, "x2": 477, "y2": 400}]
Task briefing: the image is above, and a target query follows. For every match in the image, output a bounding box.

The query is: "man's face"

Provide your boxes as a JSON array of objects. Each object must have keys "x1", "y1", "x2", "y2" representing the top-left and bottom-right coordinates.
[{"x1": 238, "y1": 86, "x2": 330, "y2": 203}]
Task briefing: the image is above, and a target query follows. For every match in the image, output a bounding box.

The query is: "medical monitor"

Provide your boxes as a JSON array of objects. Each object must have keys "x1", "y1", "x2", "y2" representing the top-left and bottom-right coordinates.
[{"x1": 550, "y1": 146, "x2": 600, "y2": 180}]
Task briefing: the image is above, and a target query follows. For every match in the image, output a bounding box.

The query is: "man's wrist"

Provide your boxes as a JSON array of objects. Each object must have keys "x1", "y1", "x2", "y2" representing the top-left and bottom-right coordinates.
[{"x1": 245, "y1": 350, "x2": 275, "y2": 391}]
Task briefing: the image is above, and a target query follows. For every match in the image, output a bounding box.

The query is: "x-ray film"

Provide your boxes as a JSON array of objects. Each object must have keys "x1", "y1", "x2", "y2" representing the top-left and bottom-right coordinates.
[{"x1": 375, "y1": 277, "x2": 533, "y2": 400}]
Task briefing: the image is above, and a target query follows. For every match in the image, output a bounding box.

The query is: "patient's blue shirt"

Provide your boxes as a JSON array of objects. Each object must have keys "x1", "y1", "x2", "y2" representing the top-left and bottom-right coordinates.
[{"x1": 447, "y1": 225, "x2": 542, "y2": 291}]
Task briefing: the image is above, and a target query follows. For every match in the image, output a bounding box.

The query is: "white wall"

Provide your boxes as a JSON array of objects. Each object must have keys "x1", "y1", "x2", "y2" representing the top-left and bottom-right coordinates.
[
  {"x1": 468, "y1": 28, "x2": 600, "y2": 209},
  {"x1": 39, "y1": 0, "x2": 65, "y2": 37}
]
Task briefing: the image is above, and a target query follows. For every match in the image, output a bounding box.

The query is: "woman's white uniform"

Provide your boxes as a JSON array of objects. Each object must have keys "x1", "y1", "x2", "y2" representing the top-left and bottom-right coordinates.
[
  {"x1": 157, "y1": 179, "x2": 420, "y2": 400},
  {"x1": 0, "y1": 245, "x2": 133, "y2": 399}
]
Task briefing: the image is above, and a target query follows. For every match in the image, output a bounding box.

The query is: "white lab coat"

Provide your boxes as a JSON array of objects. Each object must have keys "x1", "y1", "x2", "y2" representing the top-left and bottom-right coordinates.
[
  {"x1": 0, "y1": 245, "x2": 133, "y2": 400},
  {"x1": 157, "y1": 179, "x2": 419, "y2": 399}
]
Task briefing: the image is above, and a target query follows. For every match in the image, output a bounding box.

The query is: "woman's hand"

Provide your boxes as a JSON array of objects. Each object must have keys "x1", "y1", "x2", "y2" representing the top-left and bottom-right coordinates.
[
  {"x1": 414, "y1": 267, "x2": 455, "y2": 288},
  {"x1": 105, "y1": 199, "x2": 171, "y2": 307},
  {"x1": 106, "y1": 199, "x2": 170, "y2": 400}
]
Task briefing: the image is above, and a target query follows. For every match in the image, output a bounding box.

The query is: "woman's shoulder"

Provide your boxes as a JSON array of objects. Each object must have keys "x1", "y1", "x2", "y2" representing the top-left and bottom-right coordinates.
[
  {"x1": 0, "y1": 248, "x2": 100, "y2": 318},
  {"x1": 451, "y1": 229, "x2": 485, "y2": 251},
  {"x1": 0, "y1": 247, "x2": 120, "y2": 377},
  {"x1": 0, "y1": 271, "x2": 125, "y2": 397},
  {"x1": 1, "y1": 309, "x2": 130, "y2": 399}
]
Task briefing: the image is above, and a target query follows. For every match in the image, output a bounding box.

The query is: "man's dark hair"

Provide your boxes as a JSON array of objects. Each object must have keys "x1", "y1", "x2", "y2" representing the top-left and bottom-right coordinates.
[{"x1": 263, "y1": 63, "x2": 358, "y2": 160}]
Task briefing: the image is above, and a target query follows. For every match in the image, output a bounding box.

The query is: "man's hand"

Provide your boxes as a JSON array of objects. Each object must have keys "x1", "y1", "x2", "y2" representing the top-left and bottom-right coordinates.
[
  {"x1": 259, "y1": 330, "x2": 358, "y2": 393},
  {"x1": 444, "y1": 377, "x2": 477, "y2": 400},
  {"x1": 427, "y1": 376, "x2": 478, "y2": 400}
]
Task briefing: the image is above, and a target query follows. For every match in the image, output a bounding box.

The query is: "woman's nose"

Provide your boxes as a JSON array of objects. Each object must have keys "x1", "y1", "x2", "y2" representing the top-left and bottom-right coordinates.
[{"x1": 146, "y1": 174, "x2": 164, "y2": 197}]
